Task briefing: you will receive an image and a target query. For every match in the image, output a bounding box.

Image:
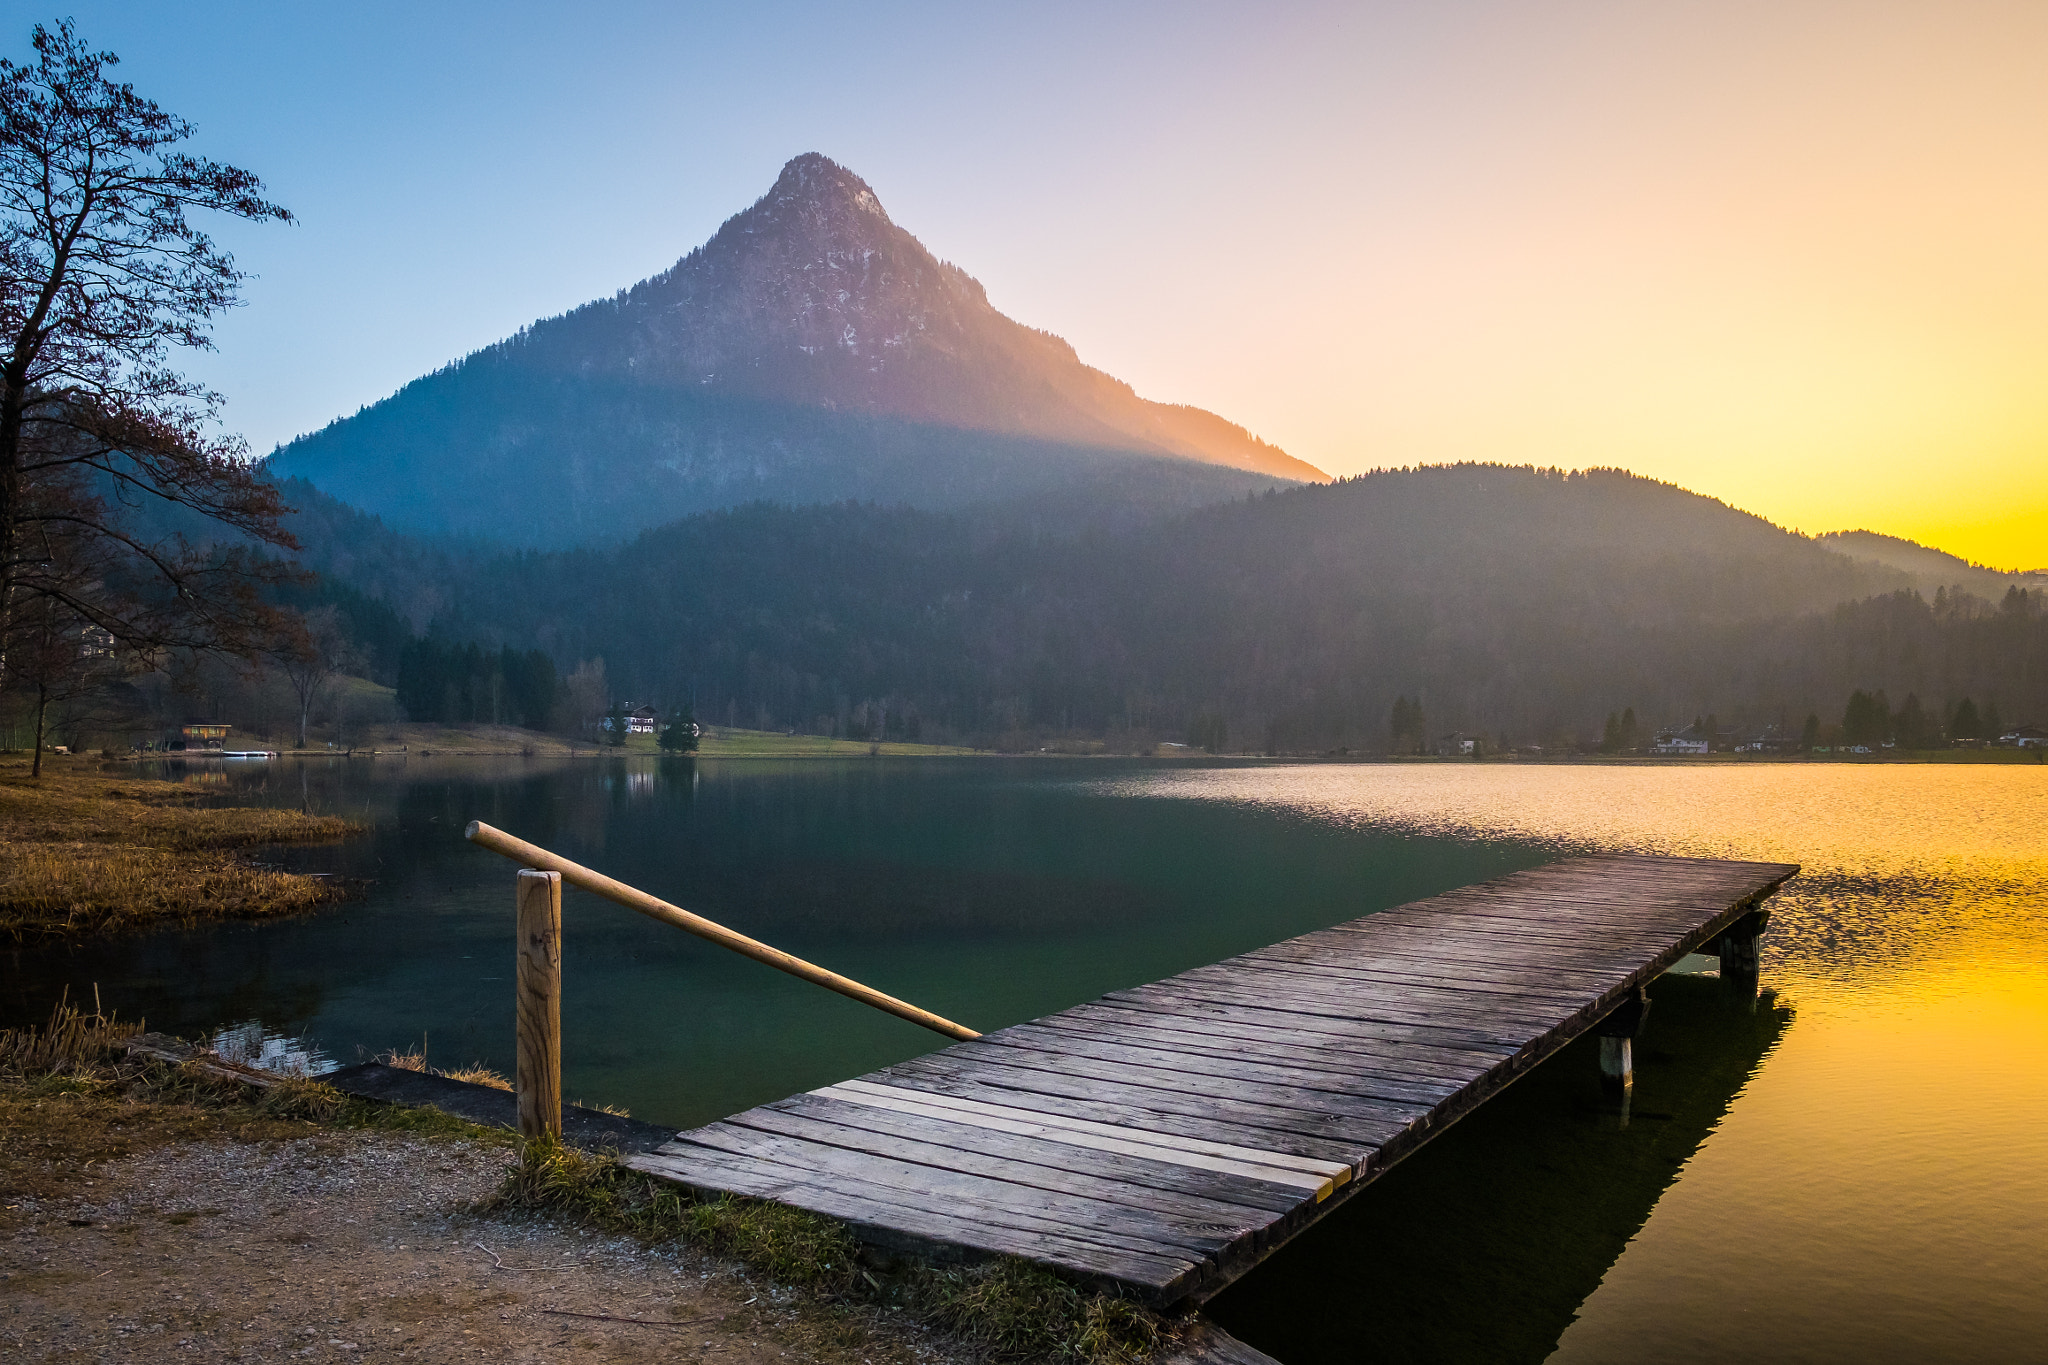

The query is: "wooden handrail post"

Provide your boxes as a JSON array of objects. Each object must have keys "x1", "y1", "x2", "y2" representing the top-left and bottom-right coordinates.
[{"x1": 515, "y1": 869, "x2": 563, "y2": 1141}]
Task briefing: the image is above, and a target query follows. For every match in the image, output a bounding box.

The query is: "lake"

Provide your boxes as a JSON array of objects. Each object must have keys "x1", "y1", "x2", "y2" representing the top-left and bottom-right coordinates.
[{"x1": 5, "y1": 756, "x2": 2044, "y2": 1363}]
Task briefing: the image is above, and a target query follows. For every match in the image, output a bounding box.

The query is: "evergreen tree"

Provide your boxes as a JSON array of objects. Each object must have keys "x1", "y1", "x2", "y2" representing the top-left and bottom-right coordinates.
[
  {"x1": 602, "y1": 703, "x2": 627, "y2": 747},
  {"x1": 1601, "y1": 711, "x2": 1622, "y2": 753},
  {"x1": 1984, "y1": 701, "x2": 2005, "y2": 740},
  {"x1": 1894, "y1": 693, "x2": 1934, "y2": 749},
  {"x1": 1800, "y1": 713, "x2": 1821, "y2": 750},
  {"x1": 1388, "y1": 695, "x2": 1426, "y2": 754},
  {"x1": 1619, "y1": 707, "x2": 1638, "y2": 750},
  {"x1": 1842, "y1": 690, "x2": 1884, "y2": 746},
  {"x1": 659, "y1": 704, "x2": 699, "y2": 753}
]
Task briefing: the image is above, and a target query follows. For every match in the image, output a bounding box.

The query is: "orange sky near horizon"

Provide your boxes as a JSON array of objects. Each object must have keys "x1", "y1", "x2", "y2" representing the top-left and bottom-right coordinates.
[{"x1": 983, "y1": 2, "x2": 2048, "y2": 570}]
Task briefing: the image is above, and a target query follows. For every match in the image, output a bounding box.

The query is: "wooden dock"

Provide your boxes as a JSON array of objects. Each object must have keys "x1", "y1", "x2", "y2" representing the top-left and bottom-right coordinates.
[{"x1": 624, "y1": 853, "x2": 1797, "y2": 1304}]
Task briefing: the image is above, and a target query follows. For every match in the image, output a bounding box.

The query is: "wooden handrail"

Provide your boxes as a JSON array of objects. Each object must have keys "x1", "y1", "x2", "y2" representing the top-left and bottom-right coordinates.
[{"x1": 466, "y1": 819, "x2": 981, "y2": 1043}]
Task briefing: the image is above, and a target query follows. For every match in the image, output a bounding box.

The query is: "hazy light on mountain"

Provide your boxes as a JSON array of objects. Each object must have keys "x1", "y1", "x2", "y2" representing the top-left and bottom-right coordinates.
[{"x1": 43, "y1": 0, "x2": 2048, "y2": 568}]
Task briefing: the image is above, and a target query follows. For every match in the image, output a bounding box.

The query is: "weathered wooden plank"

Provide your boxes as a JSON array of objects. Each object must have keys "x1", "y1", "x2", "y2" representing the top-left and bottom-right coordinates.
[
  {"x1": 814, "y1": 1081, "x2": 1337, "y2": 1196},
  {"x1": 1179, "y1": 953, "x2": 1612, "y2": 1007},
  {"x1": 1113, "y1": 978, "x2": 1556, "y2": 1042},
  {"x1": 1245, "y1": 937, "x2": 1648, "y2": 989},
  {"x1": 766, "y1": 1092, "x2": 1306, "y2": 1217},
  {"x1": 627, "y1": 1145, "x2": 1200, "y2": 1293},
  {"x1": 1276, "y1": 927, "x2": 1673, "y2": 973},
  {"x1": 1019, "y1": 1011, "x2": 1497, "y2": 1088},
  {"x1": 832, "y1": 1080, "x2": 1350, "y2": 1180},
  {"x1": 982, "y1": 1023, "x2": 1465, "y2": 1108},
  {"x1": 947, "y1": 1037, "x2": 1440, "y2": 1126},
  {"x1": 1073, "y1": 996, "x2": 1520, "y2": 1061},
  {"x1": 667, "y1": 1123, "x2": 1244, "y2": 1259},
  {"x1": 1217, "y1": 954, "x2": 1610, "y2": 1008},
  {"x1": 883, "y1": 1054, "x2": 1393, "y2": 1162}
]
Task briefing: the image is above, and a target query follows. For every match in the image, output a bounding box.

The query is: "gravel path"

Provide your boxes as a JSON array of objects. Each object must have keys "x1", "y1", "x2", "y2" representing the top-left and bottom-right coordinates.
[{"x1": 0, "y1": 1126, "x2": 940, "y2": 1364}]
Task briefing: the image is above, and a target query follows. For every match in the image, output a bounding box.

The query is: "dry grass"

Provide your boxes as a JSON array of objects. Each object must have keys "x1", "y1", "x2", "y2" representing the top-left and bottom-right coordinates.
[
  {"x1": 0, "y1": 758, "x2": 359, "y2": 940},
  {"x1": 0, "y1": 997, "x2": 511, "y2": 1198},
  {"x1": 0, "y1": 990, "x2": 141, "y2": 1077},
  {"x1": 378, "y1": 1044, "x2": 513, "y2": 1091}
]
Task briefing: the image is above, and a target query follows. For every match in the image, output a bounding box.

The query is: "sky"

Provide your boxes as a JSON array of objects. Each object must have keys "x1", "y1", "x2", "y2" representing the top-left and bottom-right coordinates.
[{"x1": 22, "y1": 1, "x2": 2048, "y2": 569}]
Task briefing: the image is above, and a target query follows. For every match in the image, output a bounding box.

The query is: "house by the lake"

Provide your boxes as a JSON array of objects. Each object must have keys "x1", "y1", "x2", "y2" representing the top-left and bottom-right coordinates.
[
  {"x1": 2003, "y1": 724, "x2": 2047, "y2": 748},
  {"x1": 177, "y1": 723, "x2": 231, "y2": 751},
  {"x1": 1434, "y1": 732, "x2": 1484, "y2": 757},
  {"x1": 1650, "y1": 725, "x2": 1711, "y2": 756},
  {"x1": 1736, "y1": 726, "x2": 1801, "y2": 755}
]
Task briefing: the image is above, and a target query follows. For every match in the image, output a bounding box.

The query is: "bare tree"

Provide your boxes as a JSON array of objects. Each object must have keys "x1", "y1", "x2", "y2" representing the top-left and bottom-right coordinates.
[
  {"x1": 1, "y1": 20, "x2": 299, "y2": 685},
  {"x1": 560, "y1": 657, "x2": 607, "y2": 739},
  {"x1": 6, "y1": 565, "x2": 123, "y2": 774},
  {"x1": 275, "y1": 605, "x2": 358, "y2": 749}
]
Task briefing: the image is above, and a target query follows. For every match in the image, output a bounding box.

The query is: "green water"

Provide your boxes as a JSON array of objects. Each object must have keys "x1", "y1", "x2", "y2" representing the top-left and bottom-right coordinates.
[
  {"x1": 6, "y1": 755, "x2": 2044, "y2": 1363},
  {"x1": 0, "y1": 756, "x2": 1542, "y2": 1124}
]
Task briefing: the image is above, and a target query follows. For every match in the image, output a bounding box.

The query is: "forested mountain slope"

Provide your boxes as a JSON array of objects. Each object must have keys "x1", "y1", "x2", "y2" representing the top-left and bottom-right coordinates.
[
  {"x1": 1817, "y1": 530, "x2": 2048, "y2": 599},
  {"x1": 267, "y1": 154, "x2": 1317, "y2": 546},
  {"x1": 275, "y1": 465, "x2": 2047, "y2": 748}
]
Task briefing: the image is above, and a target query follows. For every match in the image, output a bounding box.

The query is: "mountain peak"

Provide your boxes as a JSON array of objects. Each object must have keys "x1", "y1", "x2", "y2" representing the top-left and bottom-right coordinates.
[
  {"x1": 268, "y1": 155, "x2": 1323, "y2": 544},
  {"x1": 763, "y1": 152, "x2": 891, "y2": 225}
]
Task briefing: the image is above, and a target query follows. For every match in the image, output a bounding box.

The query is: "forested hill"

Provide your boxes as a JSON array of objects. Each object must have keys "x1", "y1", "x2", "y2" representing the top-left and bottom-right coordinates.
[
  {"x1": 276, "y1": 464, "x2": 2048, "y2": 749},
  {"x1": 265, "y1": 154, "x2": 1317, "y2": 547}
]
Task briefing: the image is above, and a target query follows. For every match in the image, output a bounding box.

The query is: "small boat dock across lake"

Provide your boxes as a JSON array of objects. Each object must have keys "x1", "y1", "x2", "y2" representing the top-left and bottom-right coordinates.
[{"x1": 464, "y1": 826, "x2": 1795, "y2": 1308}]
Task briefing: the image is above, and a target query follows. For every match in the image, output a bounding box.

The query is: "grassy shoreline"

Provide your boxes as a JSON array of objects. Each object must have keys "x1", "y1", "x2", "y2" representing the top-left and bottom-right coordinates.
[{"x1": 0, "y1": 758, "x2": 359, "y2": 941}]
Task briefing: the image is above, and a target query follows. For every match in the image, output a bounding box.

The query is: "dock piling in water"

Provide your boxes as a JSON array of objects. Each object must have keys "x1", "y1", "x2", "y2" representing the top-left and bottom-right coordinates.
[{"x1": 1595, "y1": 985, "x2": 1652, "y2": 1093}]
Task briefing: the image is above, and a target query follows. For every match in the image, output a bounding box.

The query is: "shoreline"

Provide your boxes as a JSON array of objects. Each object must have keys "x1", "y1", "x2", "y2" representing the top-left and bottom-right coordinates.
[
  {"x1": 119, "y1": 746, "x2": 2048, "y2": 765},
  {"x1": 0, "y1": 1014, "x2": 1169, "y2": 1365}
]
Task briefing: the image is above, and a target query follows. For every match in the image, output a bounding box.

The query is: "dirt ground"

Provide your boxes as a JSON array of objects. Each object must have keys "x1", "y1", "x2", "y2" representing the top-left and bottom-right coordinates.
[{"x1": 0, "y1": 1107, "x2": 948, "y2": 1365}]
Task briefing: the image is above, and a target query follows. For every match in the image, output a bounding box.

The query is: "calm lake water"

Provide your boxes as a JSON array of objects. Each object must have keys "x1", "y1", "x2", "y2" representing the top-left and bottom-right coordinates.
[{"x1": 6, "y1": 756, "x2": 2045, "y2": 1364}]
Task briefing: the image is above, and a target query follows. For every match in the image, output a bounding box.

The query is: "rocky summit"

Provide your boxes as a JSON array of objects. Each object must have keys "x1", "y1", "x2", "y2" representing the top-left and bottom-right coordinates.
[{"x1": 268, "y1": 154, "x2": 1321, "y2": 546}]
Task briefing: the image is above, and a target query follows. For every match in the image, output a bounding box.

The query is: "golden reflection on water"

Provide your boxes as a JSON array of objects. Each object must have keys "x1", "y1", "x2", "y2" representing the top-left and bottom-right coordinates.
[
  {"x1": 1101, "y1": 763, "x2": 2048, "y2": 1363},
  {"x1": 1096, "y1": 764, "x2": 2048, "y2": 998}
]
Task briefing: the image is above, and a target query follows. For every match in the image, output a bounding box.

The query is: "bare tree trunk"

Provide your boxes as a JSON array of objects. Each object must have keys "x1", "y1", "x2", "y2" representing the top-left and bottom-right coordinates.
[
  {"x1": 31, "y1": 679, "x2": 46, "y2": 778},
  {"x1": 297, "y1": 690, "x2": 310, "y2": 750}
]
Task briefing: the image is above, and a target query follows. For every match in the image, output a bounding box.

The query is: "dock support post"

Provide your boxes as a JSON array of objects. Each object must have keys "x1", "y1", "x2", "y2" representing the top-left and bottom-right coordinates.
[
  {"x1": 1715, "y1": 907, "x2": 1770, "y2": 1006},
  {"x1": 1717, "y1": 908, "x2": 1769, "y2": 975},
  {"x1": 515, "y1": 869, "x2": 563, "y2": 1142},
  {"x1": 1595, "y1": 987, "x2": 1651, "y2": 1095}
]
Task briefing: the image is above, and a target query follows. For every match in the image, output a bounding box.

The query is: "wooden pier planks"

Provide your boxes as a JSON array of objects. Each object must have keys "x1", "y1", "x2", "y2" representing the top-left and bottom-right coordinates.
[{"x1": 625, "y1": 852, "x2": 1797, "y2": 1303}]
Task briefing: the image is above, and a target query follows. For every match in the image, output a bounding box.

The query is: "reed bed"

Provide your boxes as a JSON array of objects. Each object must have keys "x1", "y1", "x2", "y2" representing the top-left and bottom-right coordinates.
[
  {"x1": 0, "y1": 759, "x2": 359, "y2": 940},
  {"x1": 0, "y1": 990, "x2": 141, "y2": 1077}
]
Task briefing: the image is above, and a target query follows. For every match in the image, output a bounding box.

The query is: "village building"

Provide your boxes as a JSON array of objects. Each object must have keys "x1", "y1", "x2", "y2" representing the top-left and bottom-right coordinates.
[
  {"x1": 1434, "y1": 732, "x2": 1483, "y2": 757},
  {"x1": 600, "y1": 706, "x2": 661, "y2": 737},
  {"x1": 1735, "y1": 726, "x2": 1801, "y2": 755},
  {"x1": 2002, "y1": 724, "x2": 2047, "y2": 748},
  {"x1": 1650, "y1": 725, "x2": 1711, "y2": 756},
  {"x1": 177, "y1": 723, "x2": 231, "y2": 751}
]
